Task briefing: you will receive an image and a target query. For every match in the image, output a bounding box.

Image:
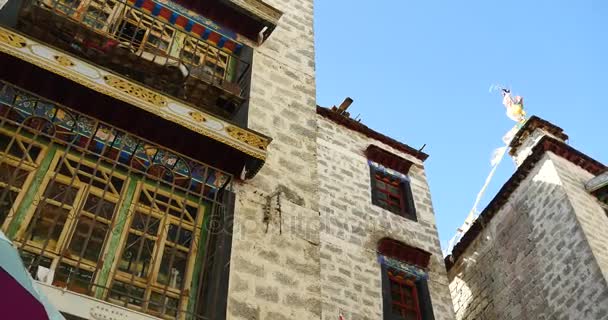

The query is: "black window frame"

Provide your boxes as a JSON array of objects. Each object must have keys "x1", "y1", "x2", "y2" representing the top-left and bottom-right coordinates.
[
  {"x1": 380, "y1": 263, "x2": 434, "y2": 320},
  {"x1": 370, "y1": 166, "x2": 417, "y2": 221}
]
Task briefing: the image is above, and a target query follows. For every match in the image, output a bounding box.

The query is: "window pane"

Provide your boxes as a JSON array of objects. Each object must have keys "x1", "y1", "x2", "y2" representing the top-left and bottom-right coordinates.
[
  {"x1": 111, "y1": 176, "x2": 125, "y2": 194},
  {"x1": 53, "y1": 263, "x2": 94, "y2": 295},
  {"x1": 0, "y1": 162, "x2": 29, "y2": 188},
  {"x1": 388, "y1": 184, "x2": 401, "y2": 195},
  {"x1": 83, "y1": 194, "x2": 116, "y2": 220},
  {"x1": 43, "y1": 182, "x2": 78, "y2": 204},
  {"x1": 0, "y1": 187, "x2": 19, "y2": 226},
  {"x1": 27, "y1": 204, "x2": 69, "y2": 251},
  {"x1": 109, "y1": 281, "x2": 145, "y2": 307},
  {"x1": 377, "y1": 192, "x2": 388, "y2": 201},
  {"x1": 149, "y1": 292, "x2": 179, "y2": 317},
  {"x1": 19, "y1": 251, "x2": 52, "y2": 279},
  {"x1": 118, "y1": 233, "x2": 155, "y2": 278},
  {"x1": 157, "y1": 248, "x2": 187, "y2": 289},
  {"x1": 167, "y1": 224, "x2": 192, "y2": 247},
  {"x1": 68, "y1": 216, "x2": 109, "y2": 263},
  {"x1": 131, "y1": 212, "x2": 160, "y2": 235}
]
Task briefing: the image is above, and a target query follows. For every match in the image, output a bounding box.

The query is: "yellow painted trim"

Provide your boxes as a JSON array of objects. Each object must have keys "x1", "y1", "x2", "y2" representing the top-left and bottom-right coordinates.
[{"x1": 0, "y1": 26, "x2": 269, "y2": 161}]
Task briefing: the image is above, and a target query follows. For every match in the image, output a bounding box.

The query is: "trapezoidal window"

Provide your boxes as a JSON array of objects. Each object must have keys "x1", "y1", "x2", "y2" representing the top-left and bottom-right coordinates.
[
  {"x1": 378, "y1": 238, "x2": 434, "y2": 320},
  {"x1": 366, "y1": 145, "x2": 416, "y2": 221}
]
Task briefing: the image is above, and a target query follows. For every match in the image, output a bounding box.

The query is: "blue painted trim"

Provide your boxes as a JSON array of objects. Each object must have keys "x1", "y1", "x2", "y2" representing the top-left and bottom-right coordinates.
[
  {"x1": 185, "y1": 20, "x2": 194, "y2": 32},
  {"x1": 152, "y1": 4, "x2": 162, "y2": 16},
  {"x1": 169, "y1": 12, "x2": 178, "y2": 24},
  {"x1": 217, "y1": 37, "x2": 227, "y2": 48}
]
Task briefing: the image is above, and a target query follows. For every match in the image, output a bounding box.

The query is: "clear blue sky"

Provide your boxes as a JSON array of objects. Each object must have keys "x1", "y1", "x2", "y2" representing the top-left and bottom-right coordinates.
[{"x1": 314, "y1": 0, "x2": 608, "y2": 251}]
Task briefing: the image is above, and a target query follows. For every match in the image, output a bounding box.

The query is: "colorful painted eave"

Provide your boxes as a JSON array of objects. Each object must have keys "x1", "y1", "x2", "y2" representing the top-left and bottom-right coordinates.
[
  {"x1": 0, "y1": 27, "x2": 270, "y2": 162},
  {"x1": 132, "y1": 0, "x2": 244, "y2": 53}
]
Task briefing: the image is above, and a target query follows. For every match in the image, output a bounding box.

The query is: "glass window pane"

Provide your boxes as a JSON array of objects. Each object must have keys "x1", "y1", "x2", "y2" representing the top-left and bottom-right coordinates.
[
  {"x1": 186, "y1": 204, "x2": 198, "y2": 221},
  {"x1": 118, "y1": 233, "x2": 155, "y2": 278},
  {"x1": 149, "y1": 292, "x2": 179, "y2": 317},
  {"x1": 19, "y1": 251, "x2": 52, "y2": 279},
  {"x1": 111, "y1": 176, "x2": 124, "y2": 194},
  {"x1": 109, "y1": 281, "x2": 145, "y2": 307},
  {"x1": 167, "y1": 224, "x2": 192, "y2": 248},
  {"x1": 68, "y1": 216, "x2": 108, "y2": 263},
  {"x1": 53, "y1": 263, "x2": 94, "y2": 295},
  {"x1": 43, "y1": 182, "x2": 78, "y2": 204},
  {"x1": 27, "y1": 204, "x2": 69, "y2": 251},
  {"x1": 131, "y1": 212, "x2": 160, "y2": 235},
  {"x1": 83, "y1": 194, "x2": 116, "y2": 220},
  {"x1": 388, "y1": 185, "x2": 401, "y2": 195},
  {"x1": 157, "y1": 248, "x2": 187, "y2": 289},
  {"x1": 0, "y1": 162, "x2": 29, "y2": 187},
  {"x1": 0, "y1": 187, "x2": 19, "y2": 226}
]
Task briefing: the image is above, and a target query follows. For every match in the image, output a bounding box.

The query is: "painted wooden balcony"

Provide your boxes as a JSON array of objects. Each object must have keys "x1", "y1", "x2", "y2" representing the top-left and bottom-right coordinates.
[{"x1": 15, "y1": 0, "x2": 252, "y2": 120}]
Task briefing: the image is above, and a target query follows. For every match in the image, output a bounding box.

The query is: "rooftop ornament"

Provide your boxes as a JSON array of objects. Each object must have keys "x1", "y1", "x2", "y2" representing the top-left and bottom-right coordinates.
[{"x1": 444, "y1": 86, "x2": 528, "y2": 256}]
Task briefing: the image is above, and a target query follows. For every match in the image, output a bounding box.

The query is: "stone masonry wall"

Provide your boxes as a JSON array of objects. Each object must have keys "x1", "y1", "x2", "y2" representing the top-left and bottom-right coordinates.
[
  {"x1": 227, "y1": 0, "x2": 322, "y2": 319},
  {"x1": 550, "y1": 153, "x2": 608, "y2": 283},
  {"x1": 448, "y1": 152, "x2": 608, "y2": 320},
  {"x1": 316, "y1": 116, "x2": 455, "y2": 320}
]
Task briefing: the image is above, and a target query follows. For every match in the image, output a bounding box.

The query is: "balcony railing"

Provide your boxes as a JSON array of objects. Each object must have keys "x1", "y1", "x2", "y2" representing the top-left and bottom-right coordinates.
[{"x1": 16, "y1": 0, "x2": 251, "y2": 119}]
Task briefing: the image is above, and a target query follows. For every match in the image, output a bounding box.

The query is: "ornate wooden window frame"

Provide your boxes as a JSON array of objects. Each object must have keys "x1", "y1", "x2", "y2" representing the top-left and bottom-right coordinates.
[
  {"x1": 0, "y1": 128, "x2": 47, "y2": 231},
  {"x1": 0, "y1": 80, "x2": 233, "y2": 319},
  {"x1": 378, "y1": 239, "x2": 434, "y2": 320},
  {"x1": 107, "y1": 182, "x2": 208, "y2": 318}
]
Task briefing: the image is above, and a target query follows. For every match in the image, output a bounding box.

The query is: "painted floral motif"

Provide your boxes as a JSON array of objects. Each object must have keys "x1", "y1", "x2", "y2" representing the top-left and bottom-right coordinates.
[
  {"x1": 53, "y1": 55, "x2": 75, "y2": 67},
  {"x1": 226, "y1": 125, "x2": 269, "y2": 151},
  {"x1": 0, "y1": 29, "x2": 26, "y2": 48},
  {"x1": 188, "y1": 111, "x2": 207, "y2": 123},
  {"x1": 103, "y1": 75, "x2": 168, "y2": 107}
]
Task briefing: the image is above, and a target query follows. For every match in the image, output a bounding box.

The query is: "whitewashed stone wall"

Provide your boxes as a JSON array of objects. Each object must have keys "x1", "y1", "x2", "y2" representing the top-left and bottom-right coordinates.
[
  {"x1": 316, "y1": 116, "x2": 456, "y2": 320},
  {"x1": 447, "y1": 151, "x2": 608, "y2": 320},
  {"x1": 227, "y1": 0, "x2": 321, "y2": 319},
  {"x1": 550, "y1": 154, "x2": 608, "y2": 282}
]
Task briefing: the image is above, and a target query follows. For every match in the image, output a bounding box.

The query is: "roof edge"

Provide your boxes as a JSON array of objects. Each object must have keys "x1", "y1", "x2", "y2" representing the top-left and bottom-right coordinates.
[
  {"x1": 509, "y1": 115, "x2": 569, "y2": 156},
  {"x1": 316, "y1": 106, "x2": 429, "y2": 162},
  {"x1": 445, "y1": 136, "x2": 605, "y2": 271}
]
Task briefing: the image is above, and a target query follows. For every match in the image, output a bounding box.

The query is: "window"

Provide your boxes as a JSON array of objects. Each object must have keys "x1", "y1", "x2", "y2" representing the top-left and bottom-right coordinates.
[
  {"x1": 371, "y1": 169, "x2": 416, "y2": 220},
  {"x1": 16, "y1": 153, "x2": 126, "y2": 295},
  {"x1": 0, "y1": 81, "x2": 234, "y2": 319},
  {"x1": 181, "y1": 38, "x2": 232, "y2": 82},
  {"x1": 378, "y1": 239, "x2": 434, "y2": 320},
  {"x1": 0, "y1": 131, "x2": 44, "y2": 231},
  {"x1": 109, "y1": 185, "x2": 203, "y2": 318},
  {"x1": 115, "y1": 8, "x2": 176, "y2": 55},
  {"x1": 366, "y1": 145, "x2": 416, "y2": 220},
  {"x1": 386, "y1": 267, "x2": 422, "y2": 320},
  {"x1": 44, "y1": 0, "x2": 120, "y2": 31}
]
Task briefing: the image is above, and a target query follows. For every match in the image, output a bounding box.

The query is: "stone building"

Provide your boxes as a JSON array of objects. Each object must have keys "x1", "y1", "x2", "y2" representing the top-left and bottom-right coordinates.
[
  {"x1": 0, "y1": 0, "x2": 454, "y2": 318},
  {"x1": 445, "y1": 116, "x2": 608, "y2": 320},
  {"x1": 316, "y1": 105, "x2": 456, "y2": 320}
]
